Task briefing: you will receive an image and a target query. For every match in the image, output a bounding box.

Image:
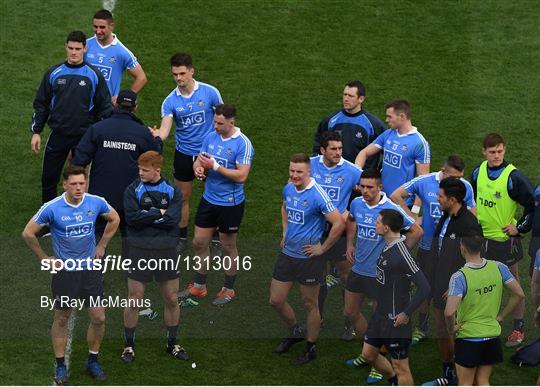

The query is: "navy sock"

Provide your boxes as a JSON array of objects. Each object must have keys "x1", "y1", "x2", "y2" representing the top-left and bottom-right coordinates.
[
  {"x1": 124, "y1": 326, "x2": 136, "y2": 348},
  {"x1": 513, "y1": 319, "x2": 524, "y2": 332},
  {"x1": 224, "y1": 274, "x2": 236, "y2": 290},
  {"x1": 88, "y1": 352, "x2": 99, "y2": 364},
  {"x1": 166, "y1": 325, "x2": 178, "y2": 349},
  {"x1": 389, "y1": 375, "x2": 398, "y2": 385},
  {"x1": 194, "y1": 272, "x2": 207, "y2": 285},
  {"x1": 56, "y1": 357, "x2": 65, "y2": 368},
  {"x1": 305, "y1": 341, "x2": 316, "y2": 352},
  {"x1": 212, "y1": 230, "x2": 219, "y2": 243},
  {"x1": 179, "y1": 227, "x2": 188, "y2": 238}
]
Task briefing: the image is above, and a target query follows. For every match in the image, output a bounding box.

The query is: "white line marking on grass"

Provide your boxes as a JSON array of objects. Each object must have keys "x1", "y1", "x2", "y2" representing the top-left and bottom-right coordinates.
[
  {"x1": 65, "y1": 311, "x2": 76, "y2": 370},
  {"x1": 103, "y1": 0, "x2": 116, "y2": 11},
  {"x1": 51, "y1": 310, "x2": 76, "y2": 385}
]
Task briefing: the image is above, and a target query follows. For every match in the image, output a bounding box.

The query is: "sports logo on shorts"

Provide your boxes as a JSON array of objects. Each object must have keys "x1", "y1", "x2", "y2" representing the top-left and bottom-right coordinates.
[
  {"x1": 383, "y1": 150, "x2": 402, "y2": 169},
  {"x1": 179, "y1": 111, "x2": 205, "y2": 128},
  {"x1": 287, "y1": 208, "x2": 305, "y2": 224},
  {"x1": 376, "y1": 266, "x2": 385, "y2": 284},
  {"x1": 79, "y1": 80, "x2": 87, "y2": 86},
  {"x1": 65, "y1": 222, "x2": 93, "y2": 238},
  {"x1": 321, "y1": 185, "x2": 341, "y2": 201}
]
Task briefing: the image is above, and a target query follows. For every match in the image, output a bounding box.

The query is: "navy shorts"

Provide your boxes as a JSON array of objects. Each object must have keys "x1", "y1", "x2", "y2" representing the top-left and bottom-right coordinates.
[
  {"x1": 195, "y1": 197, "x2": 245, "y2": 233},
  {"x1": 482, "y1": 237, "x2": 523, "y2": 266},
  {"x1": 173, "y1": 150, "x2": 197, "y2": 182},
  {"x1": 454, "y1": 337, "x2": 503, "y2": 367},
  {"x1": 127, "y1": 246, "x2": 180, "y2": 283},
  {"x1": 345, "y1": 271, "x2": 377, "y2": 299},
  {"x1": 272, "y1": 253, "x2": 325, "y2": 286},
  {"x1": 364, "y1": 313, "x2": 411, "y2": 360},
  {"x1": 51, "y1": 270, "x2": 104, "y2": 310}
]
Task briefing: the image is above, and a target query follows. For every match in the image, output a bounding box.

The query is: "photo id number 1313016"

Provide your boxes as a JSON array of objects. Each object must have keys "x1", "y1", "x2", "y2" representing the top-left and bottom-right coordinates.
[{"x1": 182, "y1": 255, "x2": 252, "y2": 271}]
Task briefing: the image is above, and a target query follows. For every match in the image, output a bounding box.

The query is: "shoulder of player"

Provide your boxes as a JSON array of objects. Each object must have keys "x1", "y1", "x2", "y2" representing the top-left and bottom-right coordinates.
[
  {"x1": 196, "y1": 81, "x2": 221, "y2": 95},
  {"x1": 162, "y1": 88, "x2": 179, "y2": 102},
  {"x1": 362, "y1": 110, "x2": 384, "y2": 125},
  {"x1": 341, "y1": 158, "x2": 362, "y2": 172},
  {"x1": 84, "y1": 193, "x2": 110, "y2": 205}
]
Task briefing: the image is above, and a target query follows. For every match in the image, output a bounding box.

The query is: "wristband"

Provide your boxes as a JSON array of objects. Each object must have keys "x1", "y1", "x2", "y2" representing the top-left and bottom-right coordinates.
[
  {"x1": 212, "y1": 160, "x2": 221, "y2": 171},
  {"x1": 411, "y1": 205, "x2": 421, "y2": 214}
]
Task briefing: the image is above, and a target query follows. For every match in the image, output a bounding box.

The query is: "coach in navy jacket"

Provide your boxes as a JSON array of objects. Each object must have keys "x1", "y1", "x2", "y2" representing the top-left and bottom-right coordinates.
[
  {"x1": 30, "y1": 31, "x2": 113, "y2": 203},
  {"x1": 72, "y1": 89, "x2": 163, "y2": 240}
]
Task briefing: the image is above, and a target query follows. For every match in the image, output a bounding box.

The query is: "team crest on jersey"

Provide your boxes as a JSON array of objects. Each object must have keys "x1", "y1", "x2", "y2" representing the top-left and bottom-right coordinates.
[
  {"x1": 494, "y1": 191, "x2": 501, "y2": 199},
  {"x1": 197, "y1": 100, "x2": 205, "y2": 107},
  {"x1": 302, "y1": 200, "x2": 308, "y2": 207},
  {"x1": 79, "y1": 80, "x2": 86, "y2": 86},
  {"x1": 86, "y1": 211, "x2": 94, "y2": 218},
  {"x1": 336, "y1": 176, "x2": 344, "y2": 183},
  {"x1": 449, "y1": 233, "x2": 456, "y2": 239},
  {"x1": 226, "y1": 149, "x2": 233, "y2": 155},
  {"x1": 109, "y1": 56, "x2": 116, "y2": 64},
  {"x1": 401, "y1": 144, "x2": 408, "y2": 151}
]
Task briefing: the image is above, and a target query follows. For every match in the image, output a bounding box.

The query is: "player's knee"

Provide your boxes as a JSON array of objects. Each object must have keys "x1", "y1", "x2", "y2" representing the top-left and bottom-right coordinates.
[
  {"x1": 90, "y1": 313, "x2": 105, "y2": 326},
  {"x1": 392, "y1": 359, "x2": 410, "y2": 376},
  {"x1": 344, "y1": 306, "x2": 358, "y2": 320},
  {"x1": 163, "y1": 292, "x2": 178, "y2": 307},
  {"x1": 301, "y1": 297, "x2": 317, "y2": 312},
  {"x1": 192, "y1": 236, "x2": 208, "y2": 252},
  {"x1": 269, "y1": 294, "x2": 285, "y2": 309},
  {"x1": 54, "y1": 313, "x2": 70, "y2": 327}
]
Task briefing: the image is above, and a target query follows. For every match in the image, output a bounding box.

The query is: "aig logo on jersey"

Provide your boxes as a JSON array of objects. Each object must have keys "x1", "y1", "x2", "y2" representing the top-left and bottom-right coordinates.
[
  {"x1": 429, "y1": 202, "x2": 442, "y2": 218},
  {"x1": 357, "y1": 225, "x2": 377, "y2": 240},
  {"x1": 65, "y1": 222, "x2": 93, "y2": 238},
  {"x1": 383, "y1": 150, "x2": 402, "y2": 169},
  {"x1": 287, "y1": 208, "x2": 305, "y2": 225},
  {"x1": 321, "y1": 185, "x2": 341, "y2": 201},
  {"x1": 180, "y1": 111, "x2": 205, "y2": 127}
]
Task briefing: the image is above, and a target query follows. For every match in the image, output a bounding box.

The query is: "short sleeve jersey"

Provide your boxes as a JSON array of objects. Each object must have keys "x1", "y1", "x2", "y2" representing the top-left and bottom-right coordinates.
[
  {"x1": 283, "y1": 179, "x2": 336, "y2": 259},
  {"x1": 448, "y1": 259, "x2": 514, "y2": 297},
  {"x1": 85, "y1": 35, "x2": 139, "y2": 97},
  {"x1": 404, "y1": 172, "x2": 476, "y2": 250},
  {"x1": 373, "y1": 127, "x2": 430, "y2": 202},
  {"x1": 309, "y1": 156, "x2": 362, "y2": 213},
  {"x1": 349, "y1": 192, "x2": 415, "y2": 277},
  {"x1": 161, "y1": 80, "x2": 223, "y2": 156},
  {"x1": 201, "y1": 128, "x2": 254, "y2": 206},
  {"x1": 33, "y1": 193, "x2": 111, "y2": 270}
]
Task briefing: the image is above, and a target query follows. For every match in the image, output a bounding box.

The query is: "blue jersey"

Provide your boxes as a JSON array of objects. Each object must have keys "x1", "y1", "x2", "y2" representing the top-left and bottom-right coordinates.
[
  {"x1": 448, "y1": 259, "x2": 514, "y2": 297},
  {"x1": 373, "y1": 127, "x2": 430, "y2": 203},
  {"x1": 85, "y1": 35, "x2": 139, "y2": 97},
  {"x1": 161, "y1": 80, "x2": 223, "y2": 156},
  {"x1": 349, "y1": 192, "x2": 415, "y2": 277},
  {"x1": 310, "y1": 156, "x2": 362, "y2": 213},
  {"x1": 283, "y1": 179, "x2": 336, "y2": 259},
  {"x1": 33, "y1": 193, "x2": 111, "y2": 270},
  {"x1": 201, "y1": 128, "x2": 254, "y2": 206},
  {"x1": 535, "y1": 249, "x2": 540, "y2": 271},
  {"x1": 404, "y1": 172, "x2": 476, "y2": 250}
]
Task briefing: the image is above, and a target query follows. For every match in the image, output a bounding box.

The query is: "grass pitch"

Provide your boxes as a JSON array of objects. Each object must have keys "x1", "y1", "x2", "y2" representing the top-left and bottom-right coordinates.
[{"x1": 1, "y1": 0, "x2": 539, "y2": 385}]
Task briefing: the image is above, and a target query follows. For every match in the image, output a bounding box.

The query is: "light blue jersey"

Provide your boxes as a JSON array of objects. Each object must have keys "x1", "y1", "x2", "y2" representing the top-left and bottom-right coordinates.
[
  {"x1": 310, "y1": 156, "x2": 362, "y2": 213},
  {"x1": 403, "y1": 172, "x2": 476, "y2": 250},
  {"x1": 161, "y1": 80, "x2": 223, "y2": 156},
  {"x1": 448, "y1": 259, "x2": 514, "y2": 297},
  {"x1": 349, "y1": 192, "x2": 415, "y2": 277},
  {"x1": 283, "y1": 179, "x2": 336, "y2": 259},
  {"x1": 373, "y1": 127, "x2": 430, "y2": 204},
  {"x1": 85, "y1": 35, "x2": 138, "y2": 97},
  {"x1": 201, "y1": 128, "x2": 254, "y2": 206},
  {"x1": 535, "y1": 249, "x2": 540, "y2": 271},
  {"x1": 33, "y1": 193, "x2": 111, "y2": 270}
]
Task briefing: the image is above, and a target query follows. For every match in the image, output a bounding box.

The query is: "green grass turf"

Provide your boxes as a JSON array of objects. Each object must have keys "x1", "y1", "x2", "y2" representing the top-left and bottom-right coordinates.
[{"x1": 1, "y1": 0, "x2": 539, "y2": 385}]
